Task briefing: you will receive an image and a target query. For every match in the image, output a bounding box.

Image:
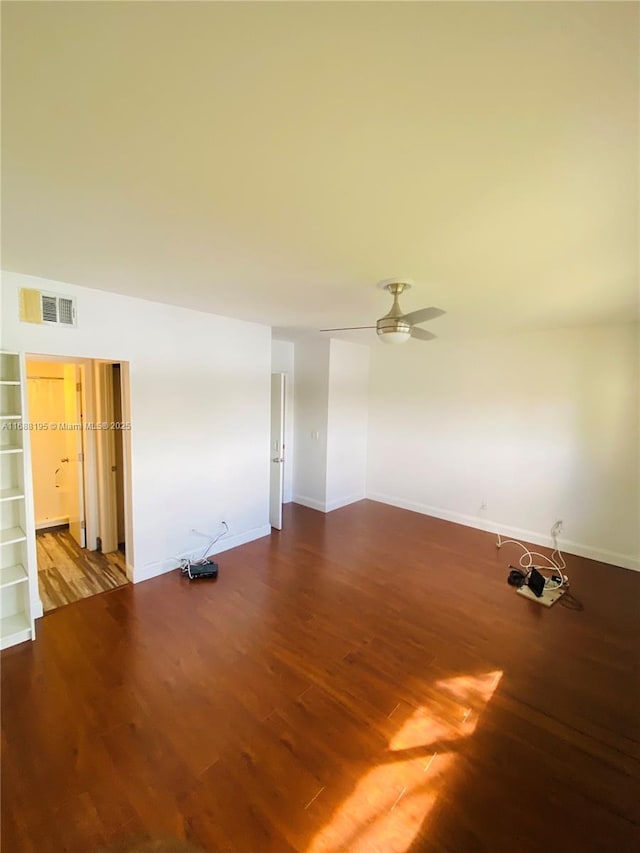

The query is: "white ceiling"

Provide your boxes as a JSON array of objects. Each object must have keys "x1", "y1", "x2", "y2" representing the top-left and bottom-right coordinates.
[{"x1": 2, "y1": 2, "x2": 638, "y2": 340}]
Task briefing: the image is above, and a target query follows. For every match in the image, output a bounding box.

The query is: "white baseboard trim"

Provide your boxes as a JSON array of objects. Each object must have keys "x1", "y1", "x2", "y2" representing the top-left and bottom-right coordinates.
[
  {"x1": 133, "y1": 523, "x2": 273, "y2": 584},
  {"x1": 293, "y1": 493, "x2": 366, "y2": 513},
  {"x1": 293, "y1": 495, "x2": 326, "y2": 512},
  {"x1": 325, "y1": 493, "x2": 366, "y2": 512},
  {"x1": 35, "y1": 516, "x2": 68, "y2": 530},
  {"x1": 367, "y1": 491, "x2": 639, "y2": 572}
]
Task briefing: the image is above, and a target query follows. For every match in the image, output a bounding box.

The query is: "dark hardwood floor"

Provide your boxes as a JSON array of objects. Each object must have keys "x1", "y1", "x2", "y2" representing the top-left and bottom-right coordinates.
[
  {"x1": 36, "y1": 527, "x2": 128, "y2": 612},
  {"x1": 2, "y1": 501, "x2": 639, "y2": 852}
]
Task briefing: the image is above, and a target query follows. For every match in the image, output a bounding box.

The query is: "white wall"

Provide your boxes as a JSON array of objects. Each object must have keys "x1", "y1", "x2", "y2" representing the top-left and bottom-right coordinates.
[
  {"x1": 326, "y1": 339, "x2": 370, "y2": 511},
  {"x1": 271, "y1": 339, "x2": 294, "y2": 503},
  {"x1": 367, "y1": 325, "x2": 639, "y2": 570},
  {"x1": 2, "y1": 271, "x2": 272, "y2": 582},
  {"x1": 292, "y1": 337, "x2": 330, "y2": 510}
]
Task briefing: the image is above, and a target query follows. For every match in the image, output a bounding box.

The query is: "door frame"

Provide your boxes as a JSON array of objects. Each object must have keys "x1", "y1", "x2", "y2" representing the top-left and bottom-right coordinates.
[{"x1": 25, "y1": 353, "x2": 134, "y2": 580}]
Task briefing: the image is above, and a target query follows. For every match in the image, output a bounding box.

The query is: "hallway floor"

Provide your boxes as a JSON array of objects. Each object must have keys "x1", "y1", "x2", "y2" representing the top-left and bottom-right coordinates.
[{"x1": 36, "y1": 527, "x2": 128, "y2": 611}]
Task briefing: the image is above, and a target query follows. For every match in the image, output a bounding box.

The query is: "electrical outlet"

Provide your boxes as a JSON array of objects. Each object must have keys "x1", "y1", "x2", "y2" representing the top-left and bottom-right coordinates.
[
  {"x1": 480, "y1": 501, "x2": 488, "y2": 511},
  {"x1": 551, "y1": 519, "x2": 563, "y2": 536}
]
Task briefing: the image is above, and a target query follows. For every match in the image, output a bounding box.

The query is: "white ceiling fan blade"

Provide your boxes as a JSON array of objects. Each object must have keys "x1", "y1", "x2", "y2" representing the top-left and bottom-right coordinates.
[
  {"x1": 410, "y1": 327, "x2": 436, "y2": 341},
  {"x1": 401, "y1": 307, "x2": 445, "y2": 325},
  {"x1": 320, "y1": 326, "x2": 376, "y2": 332}
]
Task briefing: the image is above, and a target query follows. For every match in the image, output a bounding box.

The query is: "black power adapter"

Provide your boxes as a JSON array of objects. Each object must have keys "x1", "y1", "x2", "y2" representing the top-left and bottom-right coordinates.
[
  {"x1": 507, "y1": 566, "x2": 527, "y2": 588},
  {"x1": 507, "y1": 565, "x2": 546, "y2": 597},
  {"x1": 527, "y1": 567, "x2": 545, "y2": 597},
  {"x1": 182, "y1": 558, "x2": 219, "y2": 580}
]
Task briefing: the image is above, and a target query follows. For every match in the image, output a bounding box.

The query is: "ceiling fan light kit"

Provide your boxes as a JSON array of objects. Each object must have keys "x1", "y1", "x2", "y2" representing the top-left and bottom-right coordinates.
[{"x1": 320, "y1": 279, "x2": 445, "y2": 345}]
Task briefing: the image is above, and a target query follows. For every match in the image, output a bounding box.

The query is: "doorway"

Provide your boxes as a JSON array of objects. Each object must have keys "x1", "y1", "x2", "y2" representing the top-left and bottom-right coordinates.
[
  {"x1": 26, "y1": 356, "x2": 132, "y2": 611},
  {"x1": 269, "y1": 373, "x2": 285, "y2": 529}
]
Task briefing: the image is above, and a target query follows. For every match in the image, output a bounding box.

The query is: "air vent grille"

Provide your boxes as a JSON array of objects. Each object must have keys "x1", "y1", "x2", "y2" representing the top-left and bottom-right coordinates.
[
  {"x1": 18, "y1": 288, "x2": 78, "y2": 327},
  {"x1": 41, "y1": 292, "x2": 78, "y2": 327},
  {"x1": 41, "y1": 295, "x2": 58, "y2": 323},
  {"x1": 58, "y1": 297, "x2": 74, "y2": 325}
]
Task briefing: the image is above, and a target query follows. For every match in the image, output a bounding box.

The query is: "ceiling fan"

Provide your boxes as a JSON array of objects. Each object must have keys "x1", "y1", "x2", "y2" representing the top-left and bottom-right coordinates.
[{"x1": 321, "y1": 279, "x2": 445, "y2": 344}]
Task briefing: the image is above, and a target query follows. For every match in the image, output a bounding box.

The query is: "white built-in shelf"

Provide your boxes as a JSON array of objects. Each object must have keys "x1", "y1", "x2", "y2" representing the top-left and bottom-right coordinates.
[
  {"x1": 0, "y1": 488, "x2": 25, "y2": 503},
  {"x1": 0, "y1": 351, "x2": 37, "y2": 650},
  {"x1": 0, "y1": 564, "x2": 28, "y2": 588},
  {"x1": 0, "y1": 612, "x2": 31, "y2": 648},
  {"x1": 0, "y1": 527, "x2": 27, "y2": 546}
]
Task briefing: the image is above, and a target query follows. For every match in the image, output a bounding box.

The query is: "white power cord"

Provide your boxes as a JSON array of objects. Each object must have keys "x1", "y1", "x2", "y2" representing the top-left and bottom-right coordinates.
[
  {"x1": 176, "y1": 521, "x2": 229, "y2": 578},
  {"x1": 193, "y1": 521, "x2": 229, "y2": 562},
  {"x1": 497, "y1": 526, "x2": 569, "y2": 590}
]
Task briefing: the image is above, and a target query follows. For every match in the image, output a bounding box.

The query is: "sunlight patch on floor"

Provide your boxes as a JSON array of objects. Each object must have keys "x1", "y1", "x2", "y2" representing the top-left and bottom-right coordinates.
[{"x1": 307, "y1": 670, "x2": 503, "y2": 853}]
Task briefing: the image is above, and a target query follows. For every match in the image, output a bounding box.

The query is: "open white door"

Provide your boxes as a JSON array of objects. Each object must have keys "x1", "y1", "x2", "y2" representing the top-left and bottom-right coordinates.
[
  {"x1": 64, "y1": 364, "x2": 86, "y2": 548},
  {"x1": 269, "y1": 373, "x2": 285, "y2": 530}
]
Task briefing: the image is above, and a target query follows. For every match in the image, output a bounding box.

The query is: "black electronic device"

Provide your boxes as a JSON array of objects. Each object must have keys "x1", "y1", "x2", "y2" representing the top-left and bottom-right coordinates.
[
  {"x1": 507, "y1": 566, "x2": 526, "y2": 587},
  {"x1": 186, "y1": 559, "x2": 219, "y2": 580},
  {"x1": 527, "y1": 567, "x2": 545, "y2": 598}
]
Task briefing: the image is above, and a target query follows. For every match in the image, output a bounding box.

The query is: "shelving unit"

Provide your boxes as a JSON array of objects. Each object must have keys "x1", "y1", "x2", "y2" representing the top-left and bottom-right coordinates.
[{"x1": 0, "y1": 351, "x2": 39, "y2": 649}]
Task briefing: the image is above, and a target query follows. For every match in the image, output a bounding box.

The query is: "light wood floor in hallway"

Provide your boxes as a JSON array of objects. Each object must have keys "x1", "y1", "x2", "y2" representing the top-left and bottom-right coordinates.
[{"x1": 36, "y1": 527, "x2": 128, "y2": 611}]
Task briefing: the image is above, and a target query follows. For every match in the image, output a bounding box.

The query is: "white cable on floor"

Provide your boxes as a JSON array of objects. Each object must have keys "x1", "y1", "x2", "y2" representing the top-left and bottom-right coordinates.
[{"x1": 497, "y1": 529, "x2": 569, "y2": 589}]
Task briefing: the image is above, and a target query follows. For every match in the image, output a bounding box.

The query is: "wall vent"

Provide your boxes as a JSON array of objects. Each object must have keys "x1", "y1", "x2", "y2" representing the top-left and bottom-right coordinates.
[
  {"x1": 19, "y1": 288, "x2": 77, "y2": 327},
  {"x1": 41, "y1": 295, "x2": 58, "y2": 323}
]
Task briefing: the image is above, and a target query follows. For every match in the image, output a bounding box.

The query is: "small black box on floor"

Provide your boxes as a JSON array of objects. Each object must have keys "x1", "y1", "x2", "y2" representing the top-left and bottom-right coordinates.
[
  {"x1": 188, "y1": 559, "x2": 219, "y2": 579},
  {"x1": 527, "y1": 567, "x2": 545, "y2": 597}
]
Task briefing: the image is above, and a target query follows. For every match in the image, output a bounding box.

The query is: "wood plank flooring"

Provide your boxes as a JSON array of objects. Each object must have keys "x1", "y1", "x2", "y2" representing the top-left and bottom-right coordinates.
[
  {"x1": 2, "y1": 501, "x2": 639, "y2": 852},
  {"x1": 36, "y1": 528, "x2": 128, "y2": 611}
]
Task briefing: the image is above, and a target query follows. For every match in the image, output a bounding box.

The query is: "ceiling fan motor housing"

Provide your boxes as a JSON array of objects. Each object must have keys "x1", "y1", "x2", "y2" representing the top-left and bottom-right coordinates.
[
  {"x1": 377, "y1": 281, "x2": 411, "y2": 339},
  {"x1": 376, "y1": 317, "x2": 411, "y2": 336}
]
